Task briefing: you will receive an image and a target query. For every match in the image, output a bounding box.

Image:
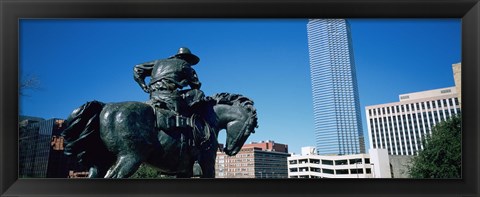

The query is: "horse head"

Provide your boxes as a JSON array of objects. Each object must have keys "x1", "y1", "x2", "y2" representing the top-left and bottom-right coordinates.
[{"x1": 210, "y1": 93, "x2": 258, "y2": 156}]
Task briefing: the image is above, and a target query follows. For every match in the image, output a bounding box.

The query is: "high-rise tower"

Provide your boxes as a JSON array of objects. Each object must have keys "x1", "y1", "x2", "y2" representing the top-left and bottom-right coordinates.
[{"x1": 307, "y1": 19, "x2": 365, "y2": 155}]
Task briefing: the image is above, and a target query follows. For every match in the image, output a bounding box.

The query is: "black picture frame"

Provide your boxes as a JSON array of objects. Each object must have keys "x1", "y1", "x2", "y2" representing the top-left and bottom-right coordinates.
[{"x1": 1, "y1": 0, "x2": 479, "y2": 196}]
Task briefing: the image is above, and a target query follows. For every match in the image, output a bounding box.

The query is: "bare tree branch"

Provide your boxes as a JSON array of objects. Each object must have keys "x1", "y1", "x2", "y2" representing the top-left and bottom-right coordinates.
[{"x1": 20, "y1": 74, "x2": 40, "y2": 96}]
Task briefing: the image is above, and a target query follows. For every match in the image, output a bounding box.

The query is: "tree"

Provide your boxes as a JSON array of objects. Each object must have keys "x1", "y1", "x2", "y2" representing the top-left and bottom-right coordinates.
[
  {"x1": 20, "y1": 74, "x2": 40, "y2": 96},
  {"x1": 408, "y1": 115, "x2": 461, "y2": 178}
]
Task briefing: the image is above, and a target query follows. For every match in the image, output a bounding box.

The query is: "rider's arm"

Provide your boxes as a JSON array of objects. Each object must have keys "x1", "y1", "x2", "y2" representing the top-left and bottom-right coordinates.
[
  {"x1": 133, "y1": 61, "x2": 155, "y2": 93},
  {"x1": 186, "y1": 67, "x2": 201, "y2": 89}
]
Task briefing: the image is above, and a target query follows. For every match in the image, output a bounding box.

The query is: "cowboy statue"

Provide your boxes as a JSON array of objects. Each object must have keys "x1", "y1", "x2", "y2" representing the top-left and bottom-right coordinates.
[
  {"x1": 133, "y1": 47, "x2": 206, "y2": 130},
  {"x1": 61, "y1": 47, "x2": 258, "y2": 178},
  {"x1": 133, "y1": 47, "x2": 208, "y2": 176}
]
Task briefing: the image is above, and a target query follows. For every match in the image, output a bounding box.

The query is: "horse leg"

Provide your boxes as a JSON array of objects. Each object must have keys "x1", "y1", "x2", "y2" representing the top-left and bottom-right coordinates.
[
  {"x1": 175, "y1": 156, "x2": 194, "y2": 178},
  {"x1": 88, "y1": 166, "x2": 105, "y2": 178},
  {"x1": 104, "y1": 154, "x2": 143, "y2": 178},
  {"x1": 88, "y1": 164, "x2": 110, "y2": 178},
  {"x1": 88, "y1": 167, "x2": 100, "y2": 178},
  {"x1": 199, "y1": 159, "x2": 215, "y2": 178},
  {"x1": 198, "y1": 149, "x2": 217, "y2": 178}
]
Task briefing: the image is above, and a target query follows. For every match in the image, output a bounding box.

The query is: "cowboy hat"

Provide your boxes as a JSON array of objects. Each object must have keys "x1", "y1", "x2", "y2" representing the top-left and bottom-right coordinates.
[{"x1": 173, "y1": 47, "x2": 200, "y2": 65}]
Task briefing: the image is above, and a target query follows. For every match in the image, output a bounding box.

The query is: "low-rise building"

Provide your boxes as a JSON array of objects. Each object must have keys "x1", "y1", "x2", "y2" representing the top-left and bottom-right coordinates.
[
  {"x1": 287, "y1": 147, "x2": 391, "y2": 178},
  {"x1": 215, "y1": 140, "x2": 290, "y2": 178}
]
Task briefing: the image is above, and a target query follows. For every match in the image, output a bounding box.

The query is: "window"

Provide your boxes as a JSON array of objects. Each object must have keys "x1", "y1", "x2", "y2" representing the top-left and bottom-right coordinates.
[
  {"x1": 299, "y1": 167, "x2": 309, "y2": 172},
  {"x1": 335, "y1": 160, "x2": 348, "y2": 165},
  {"x1": 322, "y1": 160, "x2": 334, "y2": 165},
  {"x1": 351, "y1": 169, "x2": 364, "y2": 174},
  {"x1": 336, "y1": 169, "x2": 349, "y2": 174},
  {"x1": 323, "y1": 169, "x2": 334, "y2": 174},
  {"x1": 349, "y1": 158, "x2": 362, "y2": 164},
  {"x1": 311, "y1": 167, "x2": 321, "y2": 172},
  {"x1": 310, "y1": 159, "x2": 320, "y2": 164}
]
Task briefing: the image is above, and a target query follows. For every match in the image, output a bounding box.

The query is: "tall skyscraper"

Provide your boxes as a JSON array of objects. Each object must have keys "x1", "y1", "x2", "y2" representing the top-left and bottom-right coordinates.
[{"x1": 307, "y1": 19, "x2": 365, "y2": 155}]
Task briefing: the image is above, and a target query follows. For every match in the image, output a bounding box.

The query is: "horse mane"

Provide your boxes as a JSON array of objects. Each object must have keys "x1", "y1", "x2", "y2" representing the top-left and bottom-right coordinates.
[
  {"x1": 208, "y1": 92, "x2": 258, "y2": 133},
  {"x1": 210, "y1": 92, "x2": 252, "y2": 106}
]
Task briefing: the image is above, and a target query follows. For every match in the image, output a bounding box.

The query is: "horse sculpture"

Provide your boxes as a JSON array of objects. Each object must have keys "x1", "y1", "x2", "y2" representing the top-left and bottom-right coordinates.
[{"x1": 61, "y1": 93, "x2": 258, "y2": 178}]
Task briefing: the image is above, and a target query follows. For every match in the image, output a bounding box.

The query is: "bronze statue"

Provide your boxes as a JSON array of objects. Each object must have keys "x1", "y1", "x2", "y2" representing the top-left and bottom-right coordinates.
[
  {"x1": 133, "y1": 47, "x2": 205, "y2": 119},
  {"x1": 61, "y1": 48, "x2": 258, "y2": 178}
]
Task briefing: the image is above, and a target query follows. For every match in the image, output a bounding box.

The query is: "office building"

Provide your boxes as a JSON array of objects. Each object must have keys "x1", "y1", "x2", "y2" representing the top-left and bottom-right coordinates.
[
  {"x1": 452, "y1": 62, "x2": 461, "y2": 104},
  {"x1": 307, "y1": 19, "x2": 365, "y2": 155},
  {"x1": 365, "y1": 87, "x2": 461, "y2": 156},
  {"x1": 19, "y1": 117, "x2": 70, "y2": 178},
  {"x1": 389, "y1": 155, "x2": 414, "y2": 178},
  {"x1": 215, "y1": 140, "x2": 290, "y2": 178},
  {"x1": 287, "y1": 147, "x2": 391, "y2": 178}
]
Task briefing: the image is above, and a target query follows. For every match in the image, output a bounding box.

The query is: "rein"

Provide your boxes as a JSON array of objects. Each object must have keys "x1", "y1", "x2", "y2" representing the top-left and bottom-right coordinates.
[{"x1": 191, "y1": 114, "x2": 215, "y2": 150}]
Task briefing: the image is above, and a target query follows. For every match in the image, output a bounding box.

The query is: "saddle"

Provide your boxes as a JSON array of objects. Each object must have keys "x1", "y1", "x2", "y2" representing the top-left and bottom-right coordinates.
[{"x1": 146, "y1": 94, "x2": 213, "y2": 151}]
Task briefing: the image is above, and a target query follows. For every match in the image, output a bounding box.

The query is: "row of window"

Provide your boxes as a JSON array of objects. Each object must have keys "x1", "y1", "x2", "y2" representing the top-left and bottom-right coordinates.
[
  {"x1": 368, "y1": 97, "x2": 459, "y2": 116},
  {"x1": 289, "y1": 167, "x2": 372, "y2": 175},
  {"x1": 289, "y1": 158, "x2": 370, "y2": 165},
  {"x1": 369, "y1": 107, "x2": 460, "y2": 155}
]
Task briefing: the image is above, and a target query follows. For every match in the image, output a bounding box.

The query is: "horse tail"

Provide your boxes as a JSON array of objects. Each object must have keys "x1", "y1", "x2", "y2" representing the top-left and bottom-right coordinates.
[
  {"x1": 61, "y1": 100, "x2": 110, "y2": 167},
  {"x1": 210, "y1": 92, "x2": 258, "y2": 134}
]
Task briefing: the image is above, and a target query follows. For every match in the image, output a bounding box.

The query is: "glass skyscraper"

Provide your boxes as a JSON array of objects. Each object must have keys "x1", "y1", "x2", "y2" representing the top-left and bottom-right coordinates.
[
  {"x1": 307, "y1": 19, "x2": 365, "y2": 155},
  {"x1": 19, "y1": 117, "x2": 74, "y2": 178}
]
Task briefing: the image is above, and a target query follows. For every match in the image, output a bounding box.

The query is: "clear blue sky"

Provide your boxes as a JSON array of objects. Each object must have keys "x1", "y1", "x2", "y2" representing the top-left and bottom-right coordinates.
[{"x1": 20, "y1": 19, "x2": 461, "y2": 154}]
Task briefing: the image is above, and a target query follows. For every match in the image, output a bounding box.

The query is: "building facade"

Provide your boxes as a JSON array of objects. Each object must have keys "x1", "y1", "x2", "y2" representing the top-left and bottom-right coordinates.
[
  {"x1": 389, "y1": 155, "x2": 414, "y2": 178},
  {"x1": 307, "y1": 19, "x2": 365, "y2": 155},
  {"x1": 215, "y1": 141, "x2": 290, "y2": 178},
  {"x1": 19, "y1": 117, "x2": 71, "y2": 178},
  {"x1": 287, "y1": 147, "x2": 391, "y2": 178},
  {"x1": 452, "y1": 62, "x2": 461, "y2": 104},
  {"x1": 365, "y1": 87, "x2": 461, "y2": 156}
]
